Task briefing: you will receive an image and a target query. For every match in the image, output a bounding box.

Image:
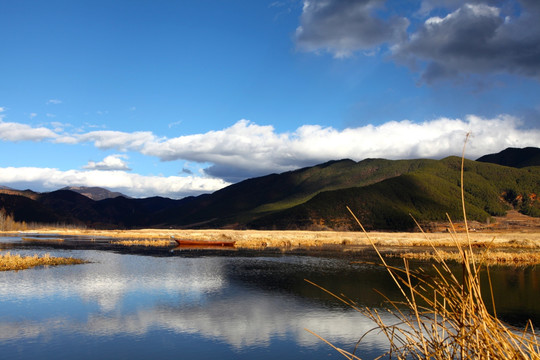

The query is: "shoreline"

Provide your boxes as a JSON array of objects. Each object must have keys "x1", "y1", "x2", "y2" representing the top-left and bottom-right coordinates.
[{"x1": 3, "y1": 228, "x2": 539, "y2": 249}]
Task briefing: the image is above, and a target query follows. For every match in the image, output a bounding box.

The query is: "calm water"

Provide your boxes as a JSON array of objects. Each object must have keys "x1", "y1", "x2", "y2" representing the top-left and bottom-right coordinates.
[{"x1": 0, "y1": 236, "x2": 538, "y2": 359}]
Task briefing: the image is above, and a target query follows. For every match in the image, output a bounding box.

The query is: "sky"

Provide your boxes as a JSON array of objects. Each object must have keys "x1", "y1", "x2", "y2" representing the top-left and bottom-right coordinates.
[{"x1": 0, "y1": 0, "x2": 539, "y2": 199}]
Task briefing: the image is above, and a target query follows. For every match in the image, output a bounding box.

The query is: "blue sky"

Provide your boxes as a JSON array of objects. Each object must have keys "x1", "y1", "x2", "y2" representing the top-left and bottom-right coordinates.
[{"x1": 1, "y1": 0, "x2": 539, "y2": 198}]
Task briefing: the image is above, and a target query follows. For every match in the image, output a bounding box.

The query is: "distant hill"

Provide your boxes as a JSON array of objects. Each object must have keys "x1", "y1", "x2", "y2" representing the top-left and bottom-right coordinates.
[
  {"x1": 60, "y1": 186, "x2": 127, "y2": 201},
  {"x1": 149, "y1": 158, "x2": 437, "y2": 228},
  {"x1": 249, "y1": 157, "x2": 540, "y2": 230},
  {"x1": 476, "y1": 147, "x2": 540, "y2": 168},
  {"x1": 0, "y1": 188, "x2": 40, "y2": 200},
  {"x1": 1, "y1": 150, "x2": 539, "y2": 230}
]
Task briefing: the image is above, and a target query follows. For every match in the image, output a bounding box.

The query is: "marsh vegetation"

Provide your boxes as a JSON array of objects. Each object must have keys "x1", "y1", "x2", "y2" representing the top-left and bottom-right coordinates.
[
  {"x1": 111, "y1": 239, "x2": 174, "y2": 247},
  {"x1": 393, "y1": 249, "x2": 540, "y2": 266},
  {"x1": 0, "y1": 252, "x2": 88, "y2": 271}
]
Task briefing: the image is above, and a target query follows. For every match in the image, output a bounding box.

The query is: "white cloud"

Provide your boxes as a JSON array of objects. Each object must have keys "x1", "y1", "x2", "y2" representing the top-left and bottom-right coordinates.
[
  {"x1": 0, "y1": 120, "x2": 58, "y2": 142},
  {"x1": 46, "y1": 99, "x2": 62, "y2": 105},
  {"x1": 77, "y1": 130, "x2": 158, "y2": 151},
  {"x1": 38, "y1": 115, "x2": 537, "y2": 182},
  {"x1": 50, "y1": 121, "x2": 69, "y2": 132},
  {"x1": 1, "y1": 114, "x2": 538, "y2": 193},
  {"x1": 83, "y1": 154, "x2": 132, "y2": 171},
  {"x1": 123, "y1": 116, "x2": 539, "y2": 181},
  {"x1": 0, "y1": 167, "x2": 230, "y2": 199},
  {"x1": 168, "y1": 120, "x2": 182, "y2": 128}
]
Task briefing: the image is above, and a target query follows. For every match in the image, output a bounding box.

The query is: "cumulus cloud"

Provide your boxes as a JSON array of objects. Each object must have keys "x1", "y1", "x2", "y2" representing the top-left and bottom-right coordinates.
[
  {"x1": 0, "y1": 120, "x2": 58, "y2": 142},
  {"x1": 83, "y1": 154, "x2": 132, "y2": 171},
  {"x1": 295, "y1": 0, "x2": 409, "y2": 58},
  {"x1": 46, "y1": 99, "x2": 62, "y2": 105},
  {"x1": 1, "y1": 115, "x2": 538, "y2": 192},
  {"x1": 71, "y1": 116, "x2": 540, "y2": 182},
  {"x1": 76, "y1": 130, "x2": 159, "y2": 151},
  {"x1": 294, "y1": 0, "x2": 540, "y2": 81},
  {"x1": 415, "y1": 0, "x2": 504, "y2": 16},
  {"x1": 0, "y1": 167, "x2": 230, "y2": 199},
  {"x1": 394, "y1": 1, "x2": 540, "y2": 82}
]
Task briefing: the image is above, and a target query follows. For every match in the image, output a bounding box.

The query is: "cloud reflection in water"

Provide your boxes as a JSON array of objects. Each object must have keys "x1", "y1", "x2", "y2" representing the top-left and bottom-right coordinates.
[{"x1": 0, "y1": 250, "x2": 390, "y2": 355}]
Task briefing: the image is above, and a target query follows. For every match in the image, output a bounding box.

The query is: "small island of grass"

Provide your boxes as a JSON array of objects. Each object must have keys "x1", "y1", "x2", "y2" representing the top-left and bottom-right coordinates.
[
  {"x1": 111, "y1": 239, "x2": 174, "y2": 247},
  {"x1": 0, "y1": 252, "x2": 88, "y2": 271}
]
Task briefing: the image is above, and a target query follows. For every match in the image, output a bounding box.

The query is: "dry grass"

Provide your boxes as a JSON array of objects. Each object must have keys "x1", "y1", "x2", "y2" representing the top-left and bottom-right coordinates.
[
  {"x1": 393, "y1": 249, "x2": 540, "y2": 266},
  {"x1": 307, "y1": 136, "x2": 540, "y2": 359},
  {"x1": 0, "y1": 252, "x2": 88, "y2": 271},
  {"x1": 11, "y1": 228, "x2": 540, "y2": 250},
  {"x1": 111, "y1": 239, "x2": 174, "y2": 247}
]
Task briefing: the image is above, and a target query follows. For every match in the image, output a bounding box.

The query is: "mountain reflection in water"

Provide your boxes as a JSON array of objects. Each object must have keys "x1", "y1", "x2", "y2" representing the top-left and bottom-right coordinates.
[{"x1": 0, "y1": 246, "x2": 538, "y2": 359}]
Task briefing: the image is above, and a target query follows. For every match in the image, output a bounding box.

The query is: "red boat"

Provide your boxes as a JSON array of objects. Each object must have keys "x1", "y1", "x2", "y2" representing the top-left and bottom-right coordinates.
[{"x1": 173, "y1": 238, "x2": 236, "y2": 247}]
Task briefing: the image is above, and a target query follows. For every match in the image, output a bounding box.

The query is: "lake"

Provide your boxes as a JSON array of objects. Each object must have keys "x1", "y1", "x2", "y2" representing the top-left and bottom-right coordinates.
[{"x1": 0, "y1": 235, "x2": 538, "y2": 359}]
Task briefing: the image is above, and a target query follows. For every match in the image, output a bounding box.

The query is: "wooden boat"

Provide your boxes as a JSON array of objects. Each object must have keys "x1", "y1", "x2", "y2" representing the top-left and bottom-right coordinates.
[{"x1": 173, "y1": 238, "x2": 236, "y2": 247}]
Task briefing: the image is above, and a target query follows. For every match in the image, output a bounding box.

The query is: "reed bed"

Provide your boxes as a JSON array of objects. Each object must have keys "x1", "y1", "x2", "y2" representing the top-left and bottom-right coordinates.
[
  {"x1": 14, "y1": 228, "x2": 539, "y2": 250},
  {"x1": 0, "y1": 252, "x2": 87, "y2": 271},
  {"x1": 393, "y1": 249, "x2": 540, "y2": 266},
  {"x1": 110, "y1": 239, "x2": 174, "y2": 247},
  {"x1": 307, "y1": 137, "x2": 539, "y2": 359}
]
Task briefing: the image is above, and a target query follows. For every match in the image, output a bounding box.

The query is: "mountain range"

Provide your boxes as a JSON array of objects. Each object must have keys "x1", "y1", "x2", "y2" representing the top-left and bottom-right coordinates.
[
  {"x1": 60, "y1": 186, "x2": 128, "y2": 201},
  {"x1": 1, "y1": 147, "x2": 539, "y2": 231}
]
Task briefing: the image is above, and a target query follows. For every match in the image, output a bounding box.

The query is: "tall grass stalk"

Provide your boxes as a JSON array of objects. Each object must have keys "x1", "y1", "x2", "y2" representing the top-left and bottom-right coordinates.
[{"x1": 307, "y1": 136, "x2": 539, "y2": 359}]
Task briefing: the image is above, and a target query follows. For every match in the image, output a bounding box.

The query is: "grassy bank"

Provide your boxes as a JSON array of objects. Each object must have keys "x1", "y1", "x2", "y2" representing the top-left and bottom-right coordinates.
[
  {"x1": 9, "y1": 228, "x2": 540, "y2": 249},
  {"x1": 394, "y1": 249, "x2": 540, "y2": 266},
  {"x1": 0, "y1": 252, "x2": 88, "y2": 271},
  {"x1": 111, "y1": 239, "x2": 174, "y2": 247}
]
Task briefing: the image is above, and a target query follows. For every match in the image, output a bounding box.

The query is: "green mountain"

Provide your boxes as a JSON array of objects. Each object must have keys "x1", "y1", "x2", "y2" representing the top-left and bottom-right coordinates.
[
  {"x1": 151, "y1": 158, "x2": 437, "y2": 227},
  {"x1": 1, "y1": 150, "x2": 539, "y2": 231},
  {"x1": 248, "y1": 157, "x2": 540, "y2": 230},
  {"x1": 477, "y1": 147, "x2": 540, "y2": 168}
]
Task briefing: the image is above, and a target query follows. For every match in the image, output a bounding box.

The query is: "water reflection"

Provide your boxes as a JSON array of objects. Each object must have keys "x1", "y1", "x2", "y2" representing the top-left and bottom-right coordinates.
[
  {"x1": 0, "y1": 250, "x2": 392, "y2": 359},
  {"x1": 0, "y1": 245, "x2": 538, "y2": 359},
  {"x1": 0, "y1": 251, "x2": 225, "y2": 311}
]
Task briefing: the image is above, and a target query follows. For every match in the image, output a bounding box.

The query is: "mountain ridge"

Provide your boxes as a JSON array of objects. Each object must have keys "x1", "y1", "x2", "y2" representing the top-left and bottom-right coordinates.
[
  {"x1": 1, "y1": 147, "x2": 539, "y2": 231},
  {"x1": 476, "y1": 147, "x2": 540, "y2": 168},
  {"x1": 60, "y1": 186, "x2": 128, "y2": 201}
]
